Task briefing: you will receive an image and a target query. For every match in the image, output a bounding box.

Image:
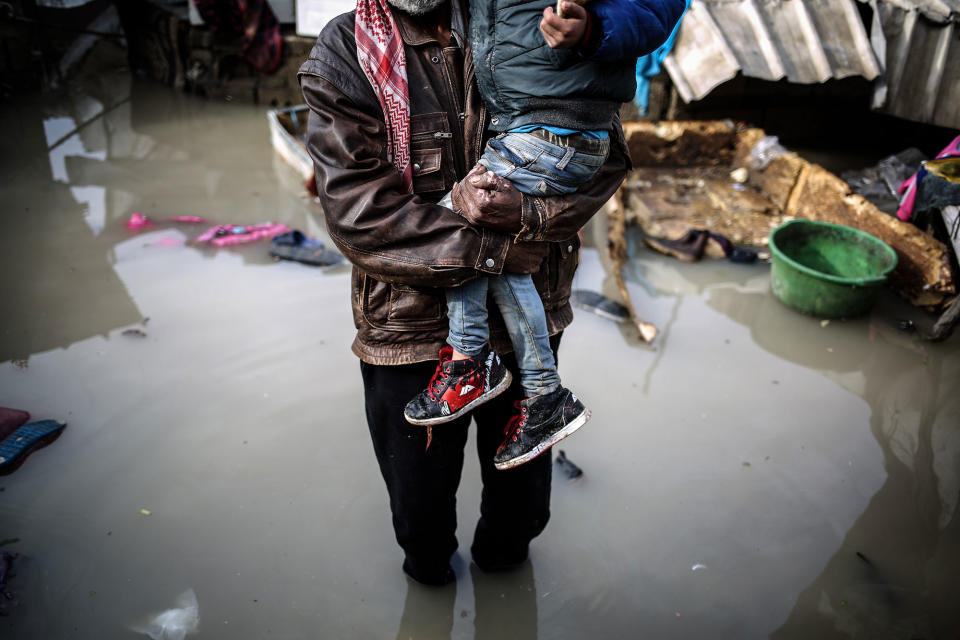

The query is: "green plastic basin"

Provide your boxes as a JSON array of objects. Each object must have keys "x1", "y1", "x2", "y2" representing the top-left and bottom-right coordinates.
[{"x1": 769, "y1": 219, "x2": 898, "y2": 318}]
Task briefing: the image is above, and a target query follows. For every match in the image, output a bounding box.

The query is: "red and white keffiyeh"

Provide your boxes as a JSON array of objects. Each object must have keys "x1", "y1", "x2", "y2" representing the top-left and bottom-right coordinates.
[{"x1": 356, "y1": 0, "x2": 413, "y2": 193}]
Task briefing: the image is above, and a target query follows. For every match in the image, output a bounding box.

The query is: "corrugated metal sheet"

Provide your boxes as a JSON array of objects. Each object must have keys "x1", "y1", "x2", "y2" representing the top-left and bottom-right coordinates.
[
  {"x1": 876, "y1": 0, "x2": 960, "y2": 21},
  {"x1": 870, "y1": 2, "x2": 960, "y2": 128},
  {"x1": 664, "y1": 0, "x2": 959, "y2": 129},
  {"x1": 665, "y1": 0, "x2": 880, "y2": 102}
]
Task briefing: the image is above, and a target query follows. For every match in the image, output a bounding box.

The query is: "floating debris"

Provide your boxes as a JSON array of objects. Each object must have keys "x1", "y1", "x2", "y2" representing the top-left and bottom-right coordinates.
[
  {"x1": 122, "y1": 329, "x2": 148, "y2": 338},
  {"x1": 555, "y1": 450, "x2": 583, "y2": 479},
  {"x1": 132, "y1": 589, "x2": 199, "y2": 640}
]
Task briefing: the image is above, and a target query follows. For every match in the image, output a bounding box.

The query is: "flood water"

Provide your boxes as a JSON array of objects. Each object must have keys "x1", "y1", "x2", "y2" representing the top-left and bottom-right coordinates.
[{"x1": 2, "y1": 43, "x2": 958, "y2": 639}]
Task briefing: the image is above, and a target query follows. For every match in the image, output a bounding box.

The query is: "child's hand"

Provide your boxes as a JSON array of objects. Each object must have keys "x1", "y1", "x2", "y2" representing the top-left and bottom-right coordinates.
[{"x1": 540, "y1": 2, "x2": 588, "y2": 49}]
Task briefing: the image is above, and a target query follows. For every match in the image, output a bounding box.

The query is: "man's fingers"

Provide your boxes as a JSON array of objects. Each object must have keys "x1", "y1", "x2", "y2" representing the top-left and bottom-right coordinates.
[{"x1": 468, "y1": 169, "x2": 502, "y2": 190}]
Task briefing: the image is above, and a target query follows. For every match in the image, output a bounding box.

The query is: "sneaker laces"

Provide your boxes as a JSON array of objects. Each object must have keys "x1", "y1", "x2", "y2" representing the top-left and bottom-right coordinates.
[
  {"x1": 426, "y1": 363, "x2": 448, "y2": 402},
  {"x1": 503, "y1": 400, "x2": 527, "y2": 442}
]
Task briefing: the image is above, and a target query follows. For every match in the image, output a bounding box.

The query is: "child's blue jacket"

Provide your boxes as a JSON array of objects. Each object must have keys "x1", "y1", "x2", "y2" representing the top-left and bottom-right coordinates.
[{"x1": 470, "y1": 0, "x2": 686, "y2": 132}]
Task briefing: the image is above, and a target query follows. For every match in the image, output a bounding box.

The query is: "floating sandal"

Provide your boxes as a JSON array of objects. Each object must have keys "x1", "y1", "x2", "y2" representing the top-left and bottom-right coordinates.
[
  {"x1": 0, "y1": 420, "x2": 66, "y2": 476},
  {"x1": 570, "y1": 290, "x2": 630, "y2": 323},
  {"x1": 269, "y1": 230, "x2": 344, "y2": 267}
]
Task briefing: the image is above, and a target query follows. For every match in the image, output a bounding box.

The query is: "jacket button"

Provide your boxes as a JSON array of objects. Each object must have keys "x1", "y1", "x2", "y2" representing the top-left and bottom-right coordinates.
[
  {"x1": 431, "y1": 55, "x2": 440, "y2": 63},
  {"x1": 485, "y1": 258, "x2": 495, "y2": 268},
  {"x1": 413, "y1": 163, "x2": 421, "y2": 172},
  {"x1": 491, "y1": 117, "x2": 499, "y2": 125},
  {"x1": 567, "y1": 244, "x2": 574, "y2": 253}
]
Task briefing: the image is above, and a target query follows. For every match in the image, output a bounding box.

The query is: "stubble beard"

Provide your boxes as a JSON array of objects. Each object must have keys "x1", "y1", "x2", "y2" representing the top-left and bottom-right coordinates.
[{"x1": 386, "y1": 0, "x2": 446, "y2": 15}]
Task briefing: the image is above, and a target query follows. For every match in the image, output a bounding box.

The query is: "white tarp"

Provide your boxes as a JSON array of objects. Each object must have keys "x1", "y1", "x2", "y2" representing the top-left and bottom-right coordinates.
[{"x1": 296, "y1": 0, "x2": 355, "y2": 37}]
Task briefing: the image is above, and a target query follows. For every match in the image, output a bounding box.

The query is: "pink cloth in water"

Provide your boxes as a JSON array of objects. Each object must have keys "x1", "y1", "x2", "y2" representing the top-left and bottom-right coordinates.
[
  {"x1": 126, "y1": 212, "x2": 155, "y2": 230},
  {"x1": 897, "y1": 135, "x2": 960, "y2": 221},
  {"x1": 171, "y1": 216, "x2": 207, "y2": 224},
  {"x1": 195, "y1": 223, "x2": 291, "y2": 247}
]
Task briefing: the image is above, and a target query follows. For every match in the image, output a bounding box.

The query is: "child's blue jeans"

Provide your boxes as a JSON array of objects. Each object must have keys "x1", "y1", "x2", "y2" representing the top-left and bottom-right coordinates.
[
  {"x1": 444, "y1": 130, "x2": 607, "y2": 397},
  {"x1": 478, "y1": 130, "x2": 609, "y2": 196},
  {"x1": 446, "y1": 273, "x2": 560, "y2": 398}
]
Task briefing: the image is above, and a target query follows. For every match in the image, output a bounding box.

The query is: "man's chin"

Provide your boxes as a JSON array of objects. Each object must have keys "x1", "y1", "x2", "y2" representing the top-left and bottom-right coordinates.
[{"x1": 386, "y1": 0, "x2": 446, "y2": 15}]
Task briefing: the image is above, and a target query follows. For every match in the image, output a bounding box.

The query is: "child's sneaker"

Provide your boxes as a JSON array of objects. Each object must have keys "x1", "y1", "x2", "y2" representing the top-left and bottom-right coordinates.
[
  {"x1": 404, "y1": 345, "x2": 512, "y2": 426},
  {"x1": 493, "y1": 387, "x2": 590, "y2": 470}
]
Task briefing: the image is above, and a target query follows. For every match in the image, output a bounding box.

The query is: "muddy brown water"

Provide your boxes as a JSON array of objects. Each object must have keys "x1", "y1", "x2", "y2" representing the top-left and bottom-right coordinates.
[{"x1": 1, "y1": 45, "x2": 958, "y2": 639}]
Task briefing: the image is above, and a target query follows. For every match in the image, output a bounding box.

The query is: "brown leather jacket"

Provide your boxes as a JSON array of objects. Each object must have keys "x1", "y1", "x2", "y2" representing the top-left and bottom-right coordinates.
[{"x1": 298, "y1": 2, "x2": 629, "y2": 365}]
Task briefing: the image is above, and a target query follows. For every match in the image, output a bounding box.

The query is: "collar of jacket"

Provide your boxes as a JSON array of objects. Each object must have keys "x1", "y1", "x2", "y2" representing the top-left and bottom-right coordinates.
[{"x1": 391, "y1": 0, "x2": 467, "y2": 47}]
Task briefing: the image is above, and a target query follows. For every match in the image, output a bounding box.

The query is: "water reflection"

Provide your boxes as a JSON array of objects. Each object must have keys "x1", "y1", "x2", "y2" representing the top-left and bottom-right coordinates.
[
  {"x1": 395, "y1": 561, "x2": 539, "y2": 640},
  {"x1": 0, "y1": 44, "x2": 329, "y2": 364},
  {"x1": 703, "y1": 276, "x2": 960, "y2": 638}
]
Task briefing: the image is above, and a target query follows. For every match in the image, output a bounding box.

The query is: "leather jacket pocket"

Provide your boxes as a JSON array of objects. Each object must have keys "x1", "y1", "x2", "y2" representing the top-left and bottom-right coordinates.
[
  {"x1": 411, "y1": 147, "x2": 444, "y2": 193},
  {"x1": 361, "y1": 274, "x2": 447, "y2": 331},
  {"x1": 410, "y1": 112, "x2": 452, "y2": 194},
  {"x1": 534, "y1": 235, "x2": 581, "y2": 306}
]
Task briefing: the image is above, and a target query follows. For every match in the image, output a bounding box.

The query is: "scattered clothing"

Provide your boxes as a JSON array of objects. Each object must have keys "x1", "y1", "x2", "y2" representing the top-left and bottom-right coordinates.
[
  {"x1": 708, "y1": 232, "x2": 759, "y2": 263},
  {"x1": 127, "y1": 213, "x2": 208, "y2": 231},
  {"x1": 644, "y1": 229, "x2": 758, "y2": 263},
  {"x1": 269, "y1": 230, "x2": 344, "y2": 267},
  {"x1": 126, "y1": 212, "x2": 155, "y2": 230},
  {"x1": 915, "y1": 161, "x2": 960, "y2": 214},
  {"x1": 195, "y1": 223, "x2": 291, "y2": 247},
  {"x1": 0, "y1": 420, "x2": 67, "y2": 476},
  {"x1": 644, "y1": 228, "x2": 709, "y2": 262},
  {"x1": 897, "y1": 135, "x2": 960, "y2": 221},
  {"x1": 841, "y1": 148, "x2": 927, "y2": 215}
]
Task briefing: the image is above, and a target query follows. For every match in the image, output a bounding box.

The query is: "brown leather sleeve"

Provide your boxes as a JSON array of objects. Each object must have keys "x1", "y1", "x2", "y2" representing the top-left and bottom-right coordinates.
[
  {"x1": 300, "y1": 73, "x2": 512, "y2": 288},
  {"x1": 518, "y1": 120, "x2": 630, "y2": 242}
]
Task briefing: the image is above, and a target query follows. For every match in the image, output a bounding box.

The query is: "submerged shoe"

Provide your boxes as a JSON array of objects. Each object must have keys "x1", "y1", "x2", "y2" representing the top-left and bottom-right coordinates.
[
  {"x1": 269, "y1": 230, "x2": 343, "y2": 267},
  {"x1": 643, "y1": 229, "x2": 709, "y2": 262},
  {"x1": 494, "y1": 387, "x2": 590, "y2": 471},
  {"x1": 404, "y1": 346, "x2": 512, "y2": 426}
]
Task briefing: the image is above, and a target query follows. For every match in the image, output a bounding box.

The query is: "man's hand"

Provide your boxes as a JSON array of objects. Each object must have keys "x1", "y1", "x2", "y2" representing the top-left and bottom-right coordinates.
[
  {"x1": 451, "y1": 165, "x2": 523, "y2": 234},
  {"x1": 540, "y1": 2, "x2": 588, "y2": 49},
  {"x1": 504, "y1": 241, "x2": 549, "y2": 275}
]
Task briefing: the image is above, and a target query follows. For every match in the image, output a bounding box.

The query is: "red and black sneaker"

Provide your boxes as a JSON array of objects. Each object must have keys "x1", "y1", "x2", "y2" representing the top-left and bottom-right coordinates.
[
  {"x1": 404, "y1": 345, "x2": 512, "y2": 426},
  {"x1": 493, "y1": 387, "x2": 590, "y2": 470}
]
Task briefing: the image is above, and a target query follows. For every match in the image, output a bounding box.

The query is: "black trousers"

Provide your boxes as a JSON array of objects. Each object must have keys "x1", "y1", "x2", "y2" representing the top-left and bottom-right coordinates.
[{"x1": 360, "y1": 335, "x2": 560, "y2": 583}]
